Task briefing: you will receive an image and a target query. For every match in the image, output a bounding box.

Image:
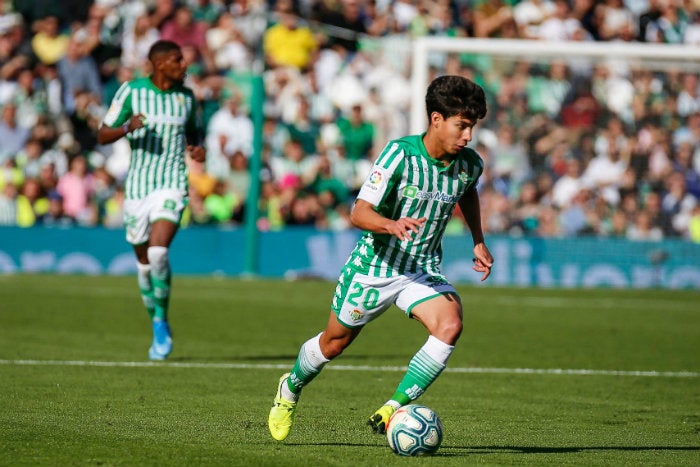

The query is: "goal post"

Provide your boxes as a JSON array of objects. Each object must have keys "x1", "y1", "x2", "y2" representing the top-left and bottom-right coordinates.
[{"x1": 410, "y1": 37, "x2": 700, "y2": 134}]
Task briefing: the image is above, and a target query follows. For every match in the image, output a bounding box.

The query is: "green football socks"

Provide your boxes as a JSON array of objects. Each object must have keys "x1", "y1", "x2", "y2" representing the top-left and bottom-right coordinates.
[
  {"x1": 390, "y1": 335, "x2": 454, "y2": 405},
  {"x1": 136, "y1": 262, "x2": 155, "y2": 319},
  {"x1": 287, "y1": 333, "x2": 330, "y2": 397},
  {"x1": 147, "y1": 246, "x2": 171, "y2": 322}
]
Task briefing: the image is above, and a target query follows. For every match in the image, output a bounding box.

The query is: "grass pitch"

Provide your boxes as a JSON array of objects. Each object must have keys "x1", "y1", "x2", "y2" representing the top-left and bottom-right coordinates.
[{"x1": 0, "y1": 274, "x2": 698, "y2": 467}]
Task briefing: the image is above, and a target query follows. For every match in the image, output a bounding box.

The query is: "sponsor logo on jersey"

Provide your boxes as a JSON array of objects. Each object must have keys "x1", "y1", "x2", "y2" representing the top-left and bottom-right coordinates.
[
  {"x1": 364, "y1": 169, "x2": 385, "y2": 192},
  {"x1": 427, "y1": 275, "x2": 448, "y2": 285},
  {"x1": 402, "y1": 186, "x2": 459, "y2": 203},
  {"x1": 144, "y1": 114, "x2": 187, "y2": 126}
]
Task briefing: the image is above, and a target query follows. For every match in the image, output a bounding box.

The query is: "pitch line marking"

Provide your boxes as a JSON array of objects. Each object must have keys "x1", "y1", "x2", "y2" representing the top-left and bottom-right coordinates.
[{"x1": 0, "y1": 359, "x2": 697, "y2": 378}]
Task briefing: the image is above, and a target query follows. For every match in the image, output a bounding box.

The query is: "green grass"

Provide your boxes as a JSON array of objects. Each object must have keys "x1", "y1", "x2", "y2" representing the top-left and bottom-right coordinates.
[{"x1": 0, "y1": 274, "x2": 698, "y2": 467}]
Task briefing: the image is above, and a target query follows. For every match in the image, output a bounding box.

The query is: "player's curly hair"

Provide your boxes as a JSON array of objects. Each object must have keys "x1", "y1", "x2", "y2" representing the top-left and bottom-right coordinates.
[
  {"x1": 425, "y1": 75, "x2": 487, "y2": 122},
  {"x1": 147, "y1": 40, "x2": 181, "y2": 64}
]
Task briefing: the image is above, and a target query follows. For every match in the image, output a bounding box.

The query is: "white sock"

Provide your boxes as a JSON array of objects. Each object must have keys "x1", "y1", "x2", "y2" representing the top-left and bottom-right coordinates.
[{"x1": 422, "y1": 335, "x2": 455, "y2": 366}]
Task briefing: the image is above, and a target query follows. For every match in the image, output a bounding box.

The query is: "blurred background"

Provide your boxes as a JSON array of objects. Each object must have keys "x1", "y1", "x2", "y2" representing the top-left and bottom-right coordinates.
[{"x1": 0, "y1": 0, "x2": 698, "y2": 287}]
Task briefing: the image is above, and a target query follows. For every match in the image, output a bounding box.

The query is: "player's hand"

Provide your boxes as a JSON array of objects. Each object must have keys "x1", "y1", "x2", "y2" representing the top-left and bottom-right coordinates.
[
  {"x1": 387, "y1": 217, "x2": 426, "y2": 241},
  {"x1": 472, "y1": 242, "x2": 494, "y2": 281},
  {"x1": 129, "y1": 113, "x2": 146, "y2": 131},
  {"x1": 187, "y1": 145, "x2": 206, "y2": 163}
]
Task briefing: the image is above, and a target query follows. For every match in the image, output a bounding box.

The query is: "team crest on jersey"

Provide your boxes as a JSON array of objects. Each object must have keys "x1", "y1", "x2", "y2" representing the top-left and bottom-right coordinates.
[
  {"x1": 459, "y1": 170, "x2": 473, "y2": 184},
  {"x1": 349, "y1": 308, "x2": 364, "y2": 321}
]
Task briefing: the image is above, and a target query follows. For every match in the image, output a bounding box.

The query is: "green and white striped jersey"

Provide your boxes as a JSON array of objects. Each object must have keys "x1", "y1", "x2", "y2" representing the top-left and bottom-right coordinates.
[
  {"x1": 349, "y1": 134, "x2": 484, "y2": 277},
  {"x1": 102, "y1": 77, "x2": 199, "y2": 200}
]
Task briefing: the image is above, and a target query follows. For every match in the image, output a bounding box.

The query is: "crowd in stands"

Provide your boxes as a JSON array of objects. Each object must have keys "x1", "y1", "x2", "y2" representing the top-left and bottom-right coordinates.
[{"x1": 0, "y1": 0, "x2": 699, "y2": 243}]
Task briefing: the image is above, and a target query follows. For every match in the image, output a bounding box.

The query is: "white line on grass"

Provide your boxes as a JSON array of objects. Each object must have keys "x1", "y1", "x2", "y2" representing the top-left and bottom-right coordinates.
[{"x1": 0, "y1": 359, "x2": 697, "y2": 378}]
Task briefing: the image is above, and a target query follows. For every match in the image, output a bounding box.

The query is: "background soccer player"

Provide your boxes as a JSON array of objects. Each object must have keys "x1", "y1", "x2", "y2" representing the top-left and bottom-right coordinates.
[
  {"x1": 269, "y1": 75, "x2": 494, "y2": 441},
  {"x1": 97, "y1": 40, "x2": 205, "y2": 361}
]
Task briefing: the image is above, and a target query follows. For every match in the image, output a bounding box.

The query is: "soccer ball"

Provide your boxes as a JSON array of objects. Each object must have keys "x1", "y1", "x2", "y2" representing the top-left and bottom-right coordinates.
[{"x1": 386, "y1": 404, "x2": 443, "y2": 456}]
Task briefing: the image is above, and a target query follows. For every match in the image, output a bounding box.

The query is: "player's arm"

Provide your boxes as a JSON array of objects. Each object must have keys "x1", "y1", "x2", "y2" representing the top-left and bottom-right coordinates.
[
  {"x1": 96, "y1": 114, "x2": 145, "y2": 145},
  {"x1": 458, "y1": 186, "x2": 493, "y2": 281},
  {"x1": 350, "y1": 199, "x2": 426, "y2": 242},
  {"x1": 185, "y1": 99, "x2": 206, "y2": 163}
]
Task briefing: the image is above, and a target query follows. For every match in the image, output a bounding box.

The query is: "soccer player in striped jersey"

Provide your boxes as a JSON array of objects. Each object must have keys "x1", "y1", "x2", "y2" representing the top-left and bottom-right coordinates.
[
  {"x1": 269, "y1": 75, "x2": 494, "y2": 441},
  {"x1": 97, "y1": 40, "x2": 205, "y2": 361}
]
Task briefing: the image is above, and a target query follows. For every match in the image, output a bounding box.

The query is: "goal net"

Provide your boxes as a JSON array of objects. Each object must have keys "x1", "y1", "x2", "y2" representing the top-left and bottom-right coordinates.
[{"x1": 410, "y1": 37, "x2": 700, "y2": 134}]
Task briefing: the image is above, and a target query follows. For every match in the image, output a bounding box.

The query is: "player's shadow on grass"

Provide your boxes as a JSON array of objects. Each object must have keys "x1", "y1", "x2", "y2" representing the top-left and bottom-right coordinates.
[{"x1": 437, "y1": 445, "x2": 700, "y2": 456}]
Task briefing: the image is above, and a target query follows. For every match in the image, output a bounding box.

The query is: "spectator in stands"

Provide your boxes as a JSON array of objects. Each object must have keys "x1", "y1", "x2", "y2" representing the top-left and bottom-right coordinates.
[
  {"x1": 263, "y1": 0, "x2": 318, "y2": 71},
  {"x1": 306, "y1": 152, "x2": 349, "y2": 207},
  {"x1": 0, "y1": 102, "x2": 29, "y2": 163},
  {"x1": 14, "y1": 137, "x2": 44, "y2": 178},
  {"x1": 41, "y1": 188, "x2": 73, "y2": 226},
  {"x1": 270, "y1": 138, "x2": 318, "y2": 185},
  {"x1": 676, "y1": 72, "x2": 700, "y2": 117},
  {"x1": 0, "y1": 174, "x2": 17, "y2": 224},
  {"x1": 526, "y1": 61, "x2": 572, "y2": 118},
  {"x1": 594, "y1": 0, "x2": 638, "y2": 41},
  {"x1": 552, "y1": 157, "x2": 584, "y2": 208},
  {"x1": 120, "y1": 11, "x2": 160, "y2": 72},
  {"x1": 70, "y1": 90, "x2": 103, "y2": 153},
  {"x1": 285, "y1": 95, "x2": 321, "y2": 156},
  {"x1": 513, "y1": 0, "x2": 555, "y2": 39},
  {"x1": 316, "y1": 0, "x2": 368, "y2": 54},
  {"x1": 559, "y1": 187, "x2": 597, "y2": 235},
  {"x1": 192, "y1": 0, "x2": 225, "y2": 25},
  {"x1": 205, "y1": 92, "x2": 254, "y2": 179},
  {"x1": 257, "y1": 179, "x2": 284, "y2": 231},
  {"x1": 473, "y1": 0, "x2": 517, "y2": 38},
  {"x1": 536, "y1": 205, "x2": 562, "y2": 236},
  {"x1": 56, "y1": 153, "x2": 95, "y2": 225},
  {"x1": 644, "y1": 0, "x2": 690, "y2": 43},
  {"x1": 582, "y1": 130, "x2": 629, "y2": 206},
  {"x1": 225, "y1": 149, "x2": 251, "y2": 211},
  {"x1": 661, "y1": 170, "x2": 698, "y2": 237},
  {"x1": 149, "y1": 0, "x2": 177, "y2": 31},
  {"x1": 16, "y1": 177, "x2": 48, "y2": 227},
  {"x1": 30, "y1": 15, "x2": 69, "y2": 66},
  {"x1": 56, "y1": 33, "x2": 102, "y2": 116},
  {"x1": 12, "y1": 67, "x2": 47, "y2": 129},
  {"x1": 536, "y1": 0, "x2": 583, "y2": 41},
  {"x1": 559, "y1": 80, "x2": 603, "y2": 130},
  {"x1": 78, "y1": 2, "x2": 122, "y2": 71},
  {"x1": 160, "y1": 4, "x2": 216, "y2": 74},
  {"x1": 102, "y1": 184, "x2": 124, "y2": 228},
  {"x1": 206, "y1": 11, "x2": 252, "y2": 72},
  {"x1": 684, "y1": 10, "x2": 700, "y2": 45},
  {"x1": 489, "y1": 123, "x2": 531, "y2": 197},
  {"x1": 204, "y1": 178, "x2": 241, "y2": 224},
  {"x1": 689, "y1": 204, "x2": 700, "y2": 241},
  {"x1": 627, "y1": 210, "x2": 664, "y2": 240},
  {"x1": 674, "y1": 141, "x2": 700, "y2": 198},
  {"x1": 336, "y1": 103, "x2": 375, "y2": 160}
]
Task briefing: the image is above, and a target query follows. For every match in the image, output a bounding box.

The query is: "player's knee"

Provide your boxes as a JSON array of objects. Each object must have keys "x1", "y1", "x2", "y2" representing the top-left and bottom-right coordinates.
[
  {"x1": 147, "y1": 246, "x2": 169, "y2": 271},
  {"x1": 437, "y1": 319, "x2": 462, "y2": 345}
]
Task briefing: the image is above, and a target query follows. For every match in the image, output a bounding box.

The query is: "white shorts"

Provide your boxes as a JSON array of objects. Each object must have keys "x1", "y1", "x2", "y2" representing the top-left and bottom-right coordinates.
[
  {"x1": 123, "y1": 189, "x2": 186, "y2": 245},
  {"x1": 331, "y1": 270, "x2": 457, "y2": 328}
]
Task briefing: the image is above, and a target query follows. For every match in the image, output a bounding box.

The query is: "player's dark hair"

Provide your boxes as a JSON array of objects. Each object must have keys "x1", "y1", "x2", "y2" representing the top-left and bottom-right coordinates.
[
  {"x1": 148, "y1": 40, "x2": 181, "y2": 63},
  {"x1": 425, "y1": 75, "x2": 487, "y2": 122}
]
